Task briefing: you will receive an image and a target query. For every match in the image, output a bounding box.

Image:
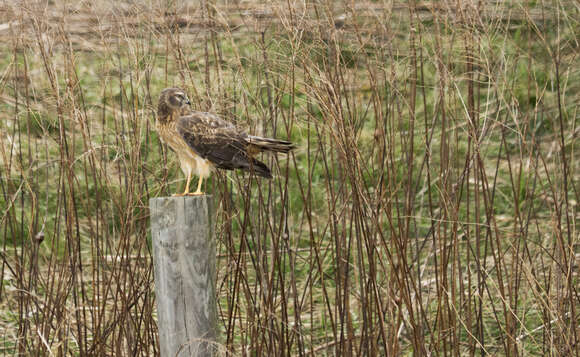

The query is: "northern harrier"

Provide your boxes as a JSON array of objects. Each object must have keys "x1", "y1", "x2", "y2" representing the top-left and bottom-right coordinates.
[{"x1": 156, "y1": 88, "x2": 294, "y2": 196}]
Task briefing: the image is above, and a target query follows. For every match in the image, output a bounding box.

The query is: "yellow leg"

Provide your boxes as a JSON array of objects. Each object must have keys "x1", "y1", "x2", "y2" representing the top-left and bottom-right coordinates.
[
  {"x1": 172, "y1": 171, "x2": 192, "y2": 197},
  {"x1": 191, "y1": 175, "x2": 204, "y2": 195},
  {"x1": 184, "y1": 171, "x2": 192, "y2": 195}
]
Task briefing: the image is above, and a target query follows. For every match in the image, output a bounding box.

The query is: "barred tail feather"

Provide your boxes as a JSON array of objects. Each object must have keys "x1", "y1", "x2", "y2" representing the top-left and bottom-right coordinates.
[{"x1": 247, "y1": 135, "x2": 295, "y2": 153}]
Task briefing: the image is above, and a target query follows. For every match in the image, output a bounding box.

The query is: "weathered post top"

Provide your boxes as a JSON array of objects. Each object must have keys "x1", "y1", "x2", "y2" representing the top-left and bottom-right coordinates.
[{"x1": 149, "y1": 196, "x2": 217, "y2": 357}]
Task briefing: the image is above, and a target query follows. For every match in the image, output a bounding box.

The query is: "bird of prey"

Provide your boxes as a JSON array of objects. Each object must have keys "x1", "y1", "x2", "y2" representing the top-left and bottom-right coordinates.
[{"x1": 156, "y1": 87, "x2": 294, "y2": 196}]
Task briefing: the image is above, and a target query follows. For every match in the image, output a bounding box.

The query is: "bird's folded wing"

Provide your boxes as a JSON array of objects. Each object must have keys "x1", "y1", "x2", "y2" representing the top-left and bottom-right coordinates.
[{"x1": 176, "y1": 112, "x2": 250, "y2": 170}]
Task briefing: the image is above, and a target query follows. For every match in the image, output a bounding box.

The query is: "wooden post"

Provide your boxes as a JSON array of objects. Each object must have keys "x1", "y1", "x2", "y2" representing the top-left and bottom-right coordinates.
[{"x1": 149, "y1": 196, "x2": 217, "y2": 357}]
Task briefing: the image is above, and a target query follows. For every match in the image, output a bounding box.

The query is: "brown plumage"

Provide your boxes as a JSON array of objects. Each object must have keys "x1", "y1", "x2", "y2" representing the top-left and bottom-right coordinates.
[{"x1": 155, "y1": 87, "x2": 295, "y2": 195}]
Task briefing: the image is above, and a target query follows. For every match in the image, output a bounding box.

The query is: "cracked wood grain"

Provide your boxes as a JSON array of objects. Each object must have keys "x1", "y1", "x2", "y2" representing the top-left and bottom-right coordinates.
[{"x1": 150, "y1": 196, "x2": 217, "y2": 357}]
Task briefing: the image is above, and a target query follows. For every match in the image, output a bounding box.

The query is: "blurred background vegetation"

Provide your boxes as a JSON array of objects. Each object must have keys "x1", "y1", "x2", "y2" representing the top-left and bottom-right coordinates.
[{"x1": 0, "y1": 0, "x2": 578, "y2": 355}]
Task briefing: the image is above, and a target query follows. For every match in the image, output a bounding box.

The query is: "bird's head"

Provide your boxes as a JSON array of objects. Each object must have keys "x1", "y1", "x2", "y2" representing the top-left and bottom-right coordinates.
[{"x1": 158, "y1": 87, "x2": 191, "y2": 120}]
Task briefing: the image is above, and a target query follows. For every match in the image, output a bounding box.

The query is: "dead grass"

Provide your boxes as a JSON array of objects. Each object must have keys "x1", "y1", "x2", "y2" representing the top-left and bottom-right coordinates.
[{"x1": 0, "y1": 0, "x2": 578, "y2": 355}]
